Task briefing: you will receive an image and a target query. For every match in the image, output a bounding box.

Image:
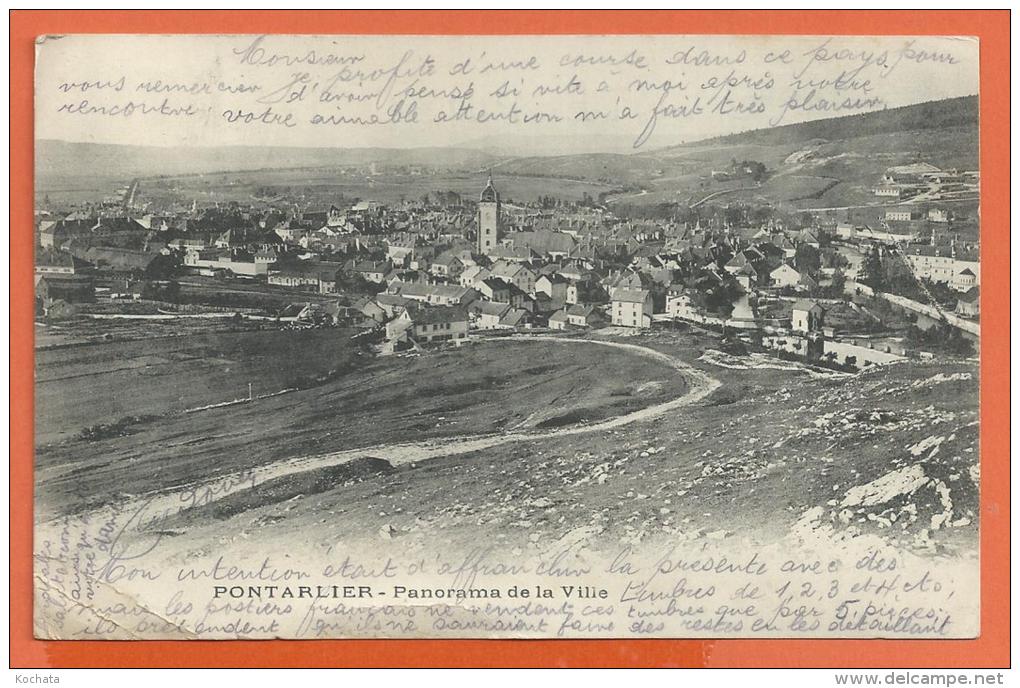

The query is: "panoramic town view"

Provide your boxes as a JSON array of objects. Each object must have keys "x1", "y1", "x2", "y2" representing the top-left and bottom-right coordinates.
[{"x1": 35, "y1": 91, "x2": 980, "y2": 639}]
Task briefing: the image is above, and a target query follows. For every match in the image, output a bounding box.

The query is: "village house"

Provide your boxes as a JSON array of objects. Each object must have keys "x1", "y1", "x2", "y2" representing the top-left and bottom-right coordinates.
[
  {"x1": 498, "y1": 307, "x2": 532, "y2": 329},
  {"x1": 770, "y1": 263, "x2": 802, "y2": 289},
  {"x1": 374, "y1": 292, "x2": 419, "y2": 319},
  {"x1": 313, "y1": 262, "x2": 345, "y2": 293},
  {"x1": 430, "y1": 252, "x2": 464, "y2": 280},
  {"x1": 882, "y1": 162, "x2": 942, "y2": 185},
  {"x1": 551, "y1": 303, "x2": 605, "y2": 329},
  {"x1": 268, "y1": 261, "x2": 321, "y2": 290},
  {"x1": 81, "y1": 246, "x2": 175, "y2": 279},
  {"x1": 556, "y1": 261, "x2": 590, "y2": 283},
  {"x1": 735, "y1": 262, "x2": 763, "y2": 290},
  {"x1": 548, "y1": 309, "x2": 571, "y2": 330},
  {"x1": 903, "y1": 246, "x2": 980, "y2": 290},
  {"x1": 873, "y1": 184, "x2": 902, "y2": 198},
  {"x1": 255, "y1": 248, "x2": 279, "y2": 270},
  {"x1": 791, "y1": 299, "x2": 826, "y2": 333},
  {"x1": 603, "y1": 270, "x2": 648, "y2": 299},
  {"x1": 475, "y1": 277, "x2": 511, "y2": 303},
  {"x1": 268, "y1": 259, "x2": 342, "y2": 292},
  {"x1": 505, "y1": 284, "x2": 535, "y2": 312},
  {"x1": 352, "y1": 295, "x2": 388, "y2": 323},
  {"x1": 798, "y1": 228, "x2": 822, "y2": 249},
  {"x1": 214, "y1": 226, "x2": 282, "y2": 251},
  {"x1": 490, "y1": 260, "x2": 537, "y2": 295},
  {"x1": 666, "y1": 287, "x2": 697, "y2": 320},
  {"x1": 35, "y1": 274, "x2": 95, "y2": 311},
  {"x1": 386, "y1": 306, "x2": 469, "y2": 349},
  {"x1": 300, "y1": 232, "x2": 362, "y2": 255},
  {"x1": 392, "y1": 282, "x2": 477, "y2": 307},
  {"x1": 471, "y1": 301, "x2": 512, "y2": 330},
  {"x1": 799, "y1": 272, "x2": 820, "y2": 292},
  {"x1": 535, "y1": 273, "x2": 571, "y2": 302},
  {"x1": 507, "y1": 230, "x2": 577, "y2": 260},
  {"x1": 459, "y1": 264, "x2": 491, "y2": 288},
  {"x1": 902, "y1": 246, "x2": 955, "y2": 284},
  {"x1": 773, "y1": 233, "x2": 797, "y2": 259},
  {"x1": 344, "y1": 259, "x2": 390, "y2": 284},
  {"x1": 885, "y1": 209, "x2": 923, "y2": 223},
  {"x1": 185, "y1": 247, "x2": 271, "y2": 278},
  {"x1": 955, "y1": 287, "x2": 980, "y2": 318},
  {"x1": 35, "y1": 249, "x2": 88, "y2": 284},
  {"x1": 487, "y1": 245, "x2": 539, "y2": 263},
  {"x1": 385, "y1": 234, "x2": 422, "y2": 264},
  {"x1": 612, "y1": 287, "x2": 653, "y2": 329},
  {"x1": 272, "y1": 220, "x2": 310, "y2": 244},
  {"x1": 166, "y1": 237, "x2": 208, "y2": 253},
  {"x1": 951, "y1": 267, "x2": 979, "y2": 292}
]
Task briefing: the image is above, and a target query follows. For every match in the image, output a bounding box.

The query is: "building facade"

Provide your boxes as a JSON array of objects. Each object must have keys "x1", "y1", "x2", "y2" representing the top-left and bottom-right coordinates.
[{"x1": 477, "y1": 175, "x2": 501, "y2": 255}]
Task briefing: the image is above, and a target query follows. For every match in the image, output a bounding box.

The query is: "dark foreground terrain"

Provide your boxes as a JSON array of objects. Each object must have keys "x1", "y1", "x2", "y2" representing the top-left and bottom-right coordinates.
[
  {"x1": 166, "y1": 332, "x2": 977, "y2": 559},
  {"x1": 35, "y1": 332, "x2": 688, "y2": 517}
]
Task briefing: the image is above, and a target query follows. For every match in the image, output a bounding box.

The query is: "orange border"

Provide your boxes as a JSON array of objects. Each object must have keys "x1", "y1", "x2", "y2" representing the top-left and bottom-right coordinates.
[{"x1": 10, "y1": 10, "x2": 1009, "y2": 668}]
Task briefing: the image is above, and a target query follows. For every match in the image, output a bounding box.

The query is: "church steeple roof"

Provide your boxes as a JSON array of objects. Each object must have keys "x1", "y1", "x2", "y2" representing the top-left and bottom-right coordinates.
[{"x1": 480, "y1": 173, "x2": 499, "y2": 203}]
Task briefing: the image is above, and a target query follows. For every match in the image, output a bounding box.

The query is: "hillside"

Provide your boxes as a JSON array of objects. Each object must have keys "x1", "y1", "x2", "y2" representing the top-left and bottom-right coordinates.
[
  {"x1": 610, "y1": 97, "x2": 980, "y2": 209},
  {"x1": 668, "y1": 95, "x2": 978, "y2": 149},
  {"x1": 36, "y1": 96, "x2": 978, "y2": 211},
  {"x1": 35, "y1": 140, "x2": 499, "y2": 185},
  {"x1": 472, "y1": 97, "x2": 979, "y2": 209}
]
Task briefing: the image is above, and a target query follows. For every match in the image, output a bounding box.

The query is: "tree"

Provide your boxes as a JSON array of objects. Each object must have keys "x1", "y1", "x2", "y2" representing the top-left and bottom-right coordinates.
[
  {"x1": 829, "y1": 269, "x2": 846, "y2": 297},
  {"x1": 861, "y1": 246, "x2": 885, "y2": 291},
  {"x1": 724, "y1": 205, "x2": 744, "y2": 227},
  {"x1": 795, "y1": 243, "x2": 821, "y2": 275}
]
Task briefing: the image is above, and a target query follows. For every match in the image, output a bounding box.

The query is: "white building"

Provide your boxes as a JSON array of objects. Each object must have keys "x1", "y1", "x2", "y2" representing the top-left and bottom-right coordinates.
[
  {"x1": 612, "y1": 288, "x2": 653, "y2": 329},
  {"x1": 770, "y1": 263, "x2": 803, "y2": 289}
]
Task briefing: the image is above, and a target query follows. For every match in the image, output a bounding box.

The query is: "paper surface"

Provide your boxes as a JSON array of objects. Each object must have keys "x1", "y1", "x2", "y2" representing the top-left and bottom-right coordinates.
[{"x1": 34, "y1": 33, "x2": 980, "y2": 639}]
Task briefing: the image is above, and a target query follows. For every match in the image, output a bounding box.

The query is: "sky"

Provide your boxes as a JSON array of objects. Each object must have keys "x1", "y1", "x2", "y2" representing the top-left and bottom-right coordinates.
[{"x1": 35, "y1": 34, "x2": 979, "y2": 153}]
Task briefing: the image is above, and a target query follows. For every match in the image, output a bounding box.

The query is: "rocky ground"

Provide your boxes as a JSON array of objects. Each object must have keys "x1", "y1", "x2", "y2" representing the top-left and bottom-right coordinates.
[
  {"x1": 158, "y1": 330, "x2": 979, "y2": 561},
  {"x1": 34, "y1": 329, "x2": 982, "y2": 640}
]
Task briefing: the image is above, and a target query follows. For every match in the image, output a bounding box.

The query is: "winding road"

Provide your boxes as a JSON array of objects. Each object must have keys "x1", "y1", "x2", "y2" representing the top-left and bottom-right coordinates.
[{"x1": 44, "y1": 335, "x2": 721, "y2": 526}]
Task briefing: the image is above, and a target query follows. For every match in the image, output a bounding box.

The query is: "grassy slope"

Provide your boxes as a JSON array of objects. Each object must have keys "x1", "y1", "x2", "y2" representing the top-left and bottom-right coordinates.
[
  {"x1": 35, "y1": 328, "x2": 363, "y2": 446},
  {"x1": 35, "y1": 338, "x2": 688, "y2": 517},
  {"x1": 164, "y1": 331, "x2": 979, "y2": 558},
  {"x1": 681, "y1": 96, "x2": 978, "y2": 148}
]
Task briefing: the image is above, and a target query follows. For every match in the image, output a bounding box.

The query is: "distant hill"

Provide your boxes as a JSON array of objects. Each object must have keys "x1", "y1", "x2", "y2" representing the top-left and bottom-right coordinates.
[
  {"x1": 666, "y1": 95, "x2": 978, "y2": 150},
  {"x1": 35, "y1": 140, "x2": 499, "y2": 184},
  {"x1": 36, "y1": 96, "x2": 978, "y2": 212}
]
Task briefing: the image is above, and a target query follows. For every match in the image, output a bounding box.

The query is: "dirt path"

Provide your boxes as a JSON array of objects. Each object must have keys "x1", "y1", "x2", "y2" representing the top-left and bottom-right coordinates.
[{"x1": 45, "y1": 335, "x2": 720, "y2": 526}]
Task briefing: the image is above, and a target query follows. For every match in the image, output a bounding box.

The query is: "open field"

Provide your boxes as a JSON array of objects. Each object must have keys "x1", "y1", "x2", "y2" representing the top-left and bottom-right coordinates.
[
  {"x1": 35, "y1": 327, "x2": 364, "y2": 447},
  {"x1": 35, "y1": 317, "x2": 269, "y2": 348},
  {"x1": 175, "y1": 277, "x2": 340, "y2": 310},
  {"x1": 35, "y1": 337, "x2": 689, "y2": 517},
  {"x1": 36, "y1": 326, "x2": 980, "y2": 563},
  {"x1": 162, "y1": 332, "x2": 980, "y2": 560},
  {"x1": 154, "y1": 170, "x2": 618, "y2": 205},
  {"x1": 40, "y1": 168, "x2": 620, "y2": 207},
  {"x1": 40, "y1": 329, "x2": 978, "y2": 579}
]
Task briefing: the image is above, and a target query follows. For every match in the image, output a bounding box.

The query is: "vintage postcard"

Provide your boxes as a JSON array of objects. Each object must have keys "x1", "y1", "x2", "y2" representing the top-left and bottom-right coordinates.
[{"x1": 33, "y1": 33, "x2": 981, "y2": 640}]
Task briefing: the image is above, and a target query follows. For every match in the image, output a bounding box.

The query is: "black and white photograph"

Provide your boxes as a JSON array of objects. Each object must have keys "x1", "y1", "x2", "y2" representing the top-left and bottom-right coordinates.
[{"x1": 32, "y1": 33, "x2": 981, "y2": 640}]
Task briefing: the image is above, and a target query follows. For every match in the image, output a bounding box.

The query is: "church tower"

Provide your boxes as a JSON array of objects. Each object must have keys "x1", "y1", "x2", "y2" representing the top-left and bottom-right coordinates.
[{"x1": 477, "y1": 174, "x2": 501, "y2": 255}]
